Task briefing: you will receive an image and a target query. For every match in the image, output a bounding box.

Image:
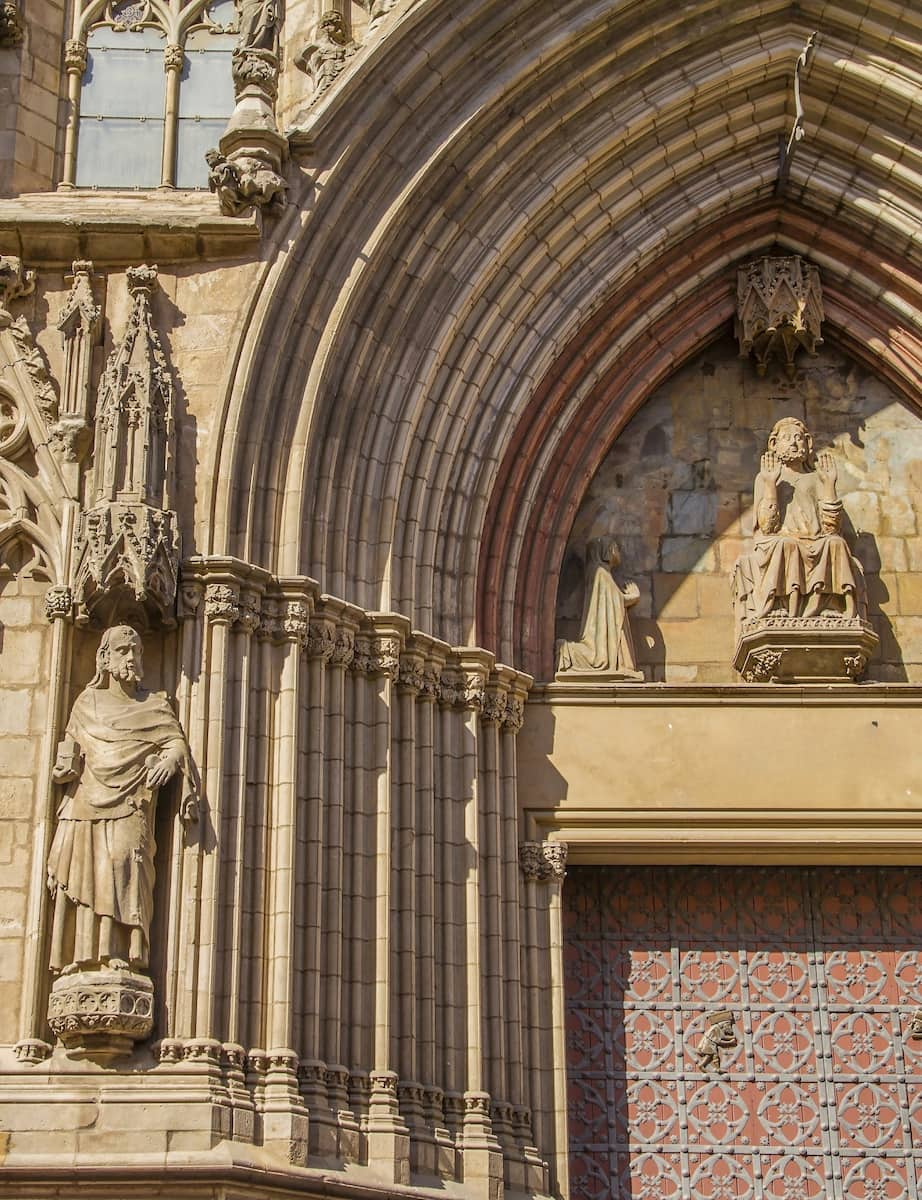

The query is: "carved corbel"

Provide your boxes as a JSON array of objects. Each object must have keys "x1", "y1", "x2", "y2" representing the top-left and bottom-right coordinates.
[
  {"x1": 208, "y1": 1, "x2": 287, "y2": 219},
  {"x1": 735, "y1": 255, "x2": 824, "y2": 379}
]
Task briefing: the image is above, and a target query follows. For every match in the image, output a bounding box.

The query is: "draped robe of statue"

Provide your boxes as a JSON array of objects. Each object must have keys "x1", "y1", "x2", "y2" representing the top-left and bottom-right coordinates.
[
  {"x1": 731, "y1": 419, "x2": 866, "y2": 625},
  {"x1": 47, "y1": 682, "x2": 195, "y2": 973},
  {"x1": 557, "y1": 538, "x2": 641, "y2": 676}
]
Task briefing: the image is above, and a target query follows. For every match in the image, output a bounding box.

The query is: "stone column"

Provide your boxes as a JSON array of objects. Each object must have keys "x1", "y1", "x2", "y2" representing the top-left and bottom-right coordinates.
[
  {"x1": 365, "y1": 621, "x2": 411, "y2": 1185},
  {"x1": 458, "y1": 652, "x2": 504, "y2": 1200},
  {"x1": 261, "y1": 592, "x2": 312, "y2": 1164},
  {"x1": 59, "y1": 40, "x2": 86, "y2": 189},
  {"x1": 520, "y1": 840, "x2": 568, "y2": 1199}
]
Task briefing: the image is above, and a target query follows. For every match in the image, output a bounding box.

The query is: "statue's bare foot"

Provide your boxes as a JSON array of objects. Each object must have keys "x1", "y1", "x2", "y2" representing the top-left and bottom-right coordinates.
[
  {"x1": 60, "y1": 961, "x2": 82, "y2": 976},
  {"x1": 105, "y1": 957, "x2": 131, "y2": 971}
]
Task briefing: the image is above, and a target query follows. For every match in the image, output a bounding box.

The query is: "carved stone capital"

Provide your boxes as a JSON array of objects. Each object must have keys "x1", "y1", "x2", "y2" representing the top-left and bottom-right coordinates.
[
  {"x1": 43, "y1": 584, "x2": 73, "y2": 623},
  {"x1": 204, "y1": 582, "x2": 240, "y2": 624},
  {"x1": 503, "y1": 693, "x2": 525, "y2": 733},
  {"x1": 461, "y1": 668, "x2": 486, "y2": 712},
  {"x1": 519, "y1": 840, "x2": 568, "y2": 883},
  {"x1": 252, "y1": 596, "x2": 278, "y2": 640},
  {"x1": 481, "y1": 682, "x2": 509, "y2": 726},
  {"x1": 0, "y1": 256, "x2": 35, "y2": 326},
  {"x1": 64, "y1": 38, "x2": 88, "y2": 73},
  {"x1": 282, "y1": 599, "x2": 310, "y2": 645},
  {"x1": 163, "y1": 42, "x2": 183, "y2": 72},
  {"x1": 237, "y1": 588, "x2": 262, "y2": 634},
  {"x1": 331, "y1": 626, "x2": 355, "y2": 667},
  {"x1": 47, "y1": 968, "x2": 154, "y2": 1063},
  {"x1": 178, "y1": 580, "x2": 205, "y2": 621},
  {"x1": 306, "y1": 618, "x2": 337, "y2": 661},
  {"x1": 397, "y1": 650, "x2": 425, "y2": 693}
]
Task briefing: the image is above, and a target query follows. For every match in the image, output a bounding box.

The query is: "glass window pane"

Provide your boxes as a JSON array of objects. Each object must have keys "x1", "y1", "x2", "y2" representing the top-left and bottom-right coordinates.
[
  {"x1": 82, "y1": 29, "x2": 165, "y2": 118},
  {"x1": 178, "y1": 47, "x2": 235, "y2": 119},
  {"x1": 76, "y1": 117, "x2": 164, "y2": 188},
  {"x1": 175, "y1": 117, "x2": 227, "y2": 188}
]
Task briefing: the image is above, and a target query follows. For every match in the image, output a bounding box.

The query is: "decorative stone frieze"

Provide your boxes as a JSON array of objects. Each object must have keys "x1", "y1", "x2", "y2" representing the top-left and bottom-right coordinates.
[
  {"x1": 73, "y1": 266, "x2": 180, "y2": 628},
  {"x1": 47, "y1": 967, "x2": 154, "y2": 1063},
  {"x1": 519, "y1": 840, "x2": 568, "y2": 882},
  {"x1": 735, "y1": 255, "x2": 824, "y2": 379}
]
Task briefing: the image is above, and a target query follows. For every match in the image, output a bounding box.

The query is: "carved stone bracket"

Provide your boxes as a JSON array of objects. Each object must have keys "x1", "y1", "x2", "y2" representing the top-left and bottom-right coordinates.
[
  {"x1": 47, "y1": 968, "x2": 154, "y2": 1063},
  {"x1": 735, "y1": 255, "x2": 824, "y2": 379},
  {"x1": 734, "y1": 615, "x2": 879, "y2": 684},
  {"x1": 519, "y1": 840, "x2": 568, "y2": 883},
  {"x1": 209, "y1": 12, "x2": 287, "y2": 219}
]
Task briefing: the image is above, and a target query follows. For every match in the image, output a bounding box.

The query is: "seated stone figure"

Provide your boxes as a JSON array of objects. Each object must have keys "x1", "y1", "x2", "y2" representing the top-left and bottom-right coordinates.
[{"x1": 732, "y1": 417, "x2": 866, "y2": 626}]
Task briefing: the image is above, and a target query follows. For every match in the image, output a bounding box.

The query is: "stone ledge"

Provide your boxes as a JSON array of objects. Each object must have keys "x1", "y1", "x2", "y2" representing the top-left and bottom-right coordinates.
[
  {"x1": 0, "y1": 191, "x2": 261, "y2": 265},
  {"x1": 530, "y1": 681, "x2": 922, "y2": 706}
]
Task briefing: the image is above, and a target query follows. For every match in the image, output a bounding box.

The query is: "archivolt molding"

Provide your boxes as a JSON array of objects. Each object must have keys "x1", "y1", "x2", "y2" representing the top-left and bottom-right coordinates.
[{"x1": 208, "y1": 0, "x2": 922, "y2": 667}]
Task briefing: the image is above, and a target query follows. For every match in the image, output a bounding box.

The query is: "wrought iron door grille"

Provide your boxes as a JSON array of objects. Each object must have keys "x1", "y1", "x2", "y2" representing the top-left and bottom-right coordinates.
[{"x1": 564, "y1": 866, "x2": 922, "y2": 1200}]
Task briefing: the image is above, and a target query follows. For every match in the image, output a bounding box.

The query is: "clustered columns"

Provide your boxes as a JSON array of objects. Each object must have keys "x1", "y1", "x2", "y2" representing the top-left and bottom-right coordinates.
[{"x1": 152, "y1": 555, "x2": 549, "y2": 1192}]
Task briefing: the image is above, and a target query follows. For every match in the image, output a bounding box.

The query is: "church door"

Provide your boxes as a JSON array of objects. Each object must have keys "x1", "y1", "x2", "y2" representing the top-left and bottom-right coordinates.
[{"x1": 565, "y1": 866, "x2": 922, "y2": 1200}]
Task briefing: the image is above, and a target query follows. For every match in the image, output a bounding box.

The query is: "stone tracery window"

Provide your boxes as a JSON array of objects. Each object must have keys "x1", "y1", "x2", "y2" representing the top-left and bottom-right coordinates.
[{"x1": 63, "y1": 0, "x2": 236, "y2": 190}]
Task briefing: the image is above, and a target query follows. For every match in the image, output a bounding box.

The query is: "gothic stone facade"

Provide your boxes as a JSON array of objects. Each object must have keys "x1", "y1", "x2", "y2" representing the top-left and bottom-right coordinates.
[{"x1": 0, "y1": 2, "x2": 921, "y2": 1199}]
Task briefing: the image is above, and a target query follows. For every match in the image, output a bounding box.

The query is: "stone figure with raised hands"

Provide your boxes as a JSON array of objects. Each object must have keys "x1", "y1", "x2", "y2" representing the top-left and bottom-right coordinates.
[
  {"x1": 732, "y1": 416, "x2": 865, "y2": 626},
  {"x1": 556, "y1": 537, "x2": 643, "y2": 680},
  {"x1": 47, "y1": 625, "x2": 197, "y2": 976}
]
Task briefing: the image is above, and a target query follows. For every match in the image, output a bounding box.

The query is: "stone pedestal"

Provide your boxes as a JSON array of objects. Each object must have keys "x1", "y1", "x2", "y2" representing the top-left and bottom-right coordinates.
[
  {"x1": 733, "y1": 616, "x2": 879, "y2": 683},
  {"x1": 47, "y1": 968, "x2": 153, "y2": 1062}
]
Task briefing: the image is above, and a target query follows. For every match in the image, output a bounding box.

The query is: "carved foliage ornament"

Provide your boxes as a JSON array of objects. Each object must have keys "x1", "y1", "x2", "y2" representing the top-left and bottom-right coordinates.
[
  {"x1": 519, "y1": 840, "x2": 568, "y2": 882},
  {"x1": 735, "y1": 255, "x2": 824, "y2": 380}
]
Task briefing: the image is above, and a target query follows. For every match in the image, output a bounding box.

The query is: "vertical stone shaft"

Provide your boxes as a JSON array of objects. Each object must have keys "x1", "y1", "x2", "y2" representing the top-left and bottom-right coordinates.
[
  {"x1": 394, "y1": 672, "x2": 418, "y2": 1080},
  {"x1": 321, "y1": 632, "x2": 348, "y2": 1065}
]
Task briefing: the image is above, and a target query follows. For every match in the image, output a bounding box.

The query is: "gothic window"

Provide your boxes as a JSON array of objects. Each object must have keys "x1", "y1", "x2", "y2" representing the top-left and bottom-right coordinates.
[{"x1": 64, "y1": 0, "x2": 237, "y2": 190}]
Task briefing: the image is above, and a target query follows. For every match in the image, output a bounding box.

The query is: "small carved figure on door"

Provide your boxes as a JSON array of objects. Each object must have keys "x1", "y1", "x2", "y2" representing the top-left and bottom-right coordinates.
[{"x1": 693, "y1": 1010, "x2": 738, "y2": 1073}]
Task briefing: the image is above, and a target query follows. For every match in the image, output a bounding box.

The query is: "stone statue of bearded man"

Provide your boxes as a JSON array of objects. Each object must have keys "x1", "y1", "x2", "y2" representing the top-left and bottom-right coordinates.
[
  {"x1": 47, "y1": 625, "x2": 197, "y2": 975},
  {"x1": 732, "y1": 416, "x2": 866, "y2": 626}
]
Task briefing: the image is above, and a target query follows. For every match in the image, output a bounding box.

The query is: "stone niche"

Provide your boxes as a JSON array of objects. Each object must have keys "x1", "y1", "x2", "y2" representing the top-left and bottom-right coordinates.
[{"x1": 555, "y1": 335, "x2": 922, "y2": 684}]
